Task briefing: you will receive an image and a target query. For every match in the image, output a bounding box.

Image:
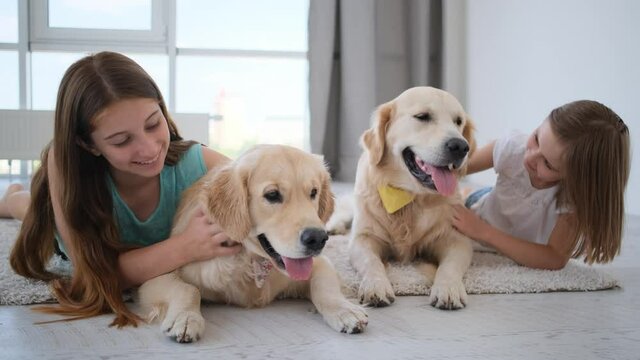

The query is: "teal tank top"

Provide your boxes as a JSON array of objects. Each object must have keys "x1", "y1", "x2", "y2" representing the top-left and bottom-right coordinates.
[{"x1": 56, "y1": 144, "x2": 207, "y2": 255}]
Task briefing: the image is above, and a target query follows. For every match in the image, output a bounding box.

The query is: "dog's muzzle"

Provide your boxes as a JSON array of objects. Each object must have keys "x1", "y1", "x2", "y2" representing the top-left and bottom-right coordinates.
[
  {"x1": 402, "y1": 137, "x2": 469, "y2": 196},
  {"x1": 300, "y1": 227, "x2": 329, "y2": 254},
  {"x1": 444, "y1": 138, "x2": 469, "y2": 169},
  {"x1": 257, "y1": 227, "x2": 329, "y2": 281}
]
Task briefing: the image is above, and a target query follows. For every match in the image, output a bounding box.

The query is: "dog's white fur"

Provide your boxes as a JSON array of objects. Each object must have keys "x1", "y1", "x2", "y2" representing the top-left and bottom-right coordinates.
[
  {"x1": 333, "y1": 86, "x2": 476, "y2": 309},
  {"x1": 138, "y1": 145, "x2": 367, "y2": 342}
]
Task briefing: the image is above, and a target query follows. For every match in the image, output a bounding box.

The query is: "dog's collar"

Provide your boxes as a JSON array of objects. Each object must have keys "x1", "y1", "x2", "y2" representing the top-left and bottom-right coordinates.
[
  {"x1": 377, "y1": 184, "x2": 415, "y2": 214},
  {"x1": 251, "y1": 257, "x2": 273, "y2": 289}
]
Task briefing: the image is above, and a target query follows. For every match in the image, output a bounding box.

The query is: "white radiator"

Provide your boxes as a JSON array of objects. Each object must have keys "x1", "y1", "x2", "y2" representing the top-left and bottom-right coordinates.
[{"x1": 0, "y1": 110, "x2": 209, "y2": 160}]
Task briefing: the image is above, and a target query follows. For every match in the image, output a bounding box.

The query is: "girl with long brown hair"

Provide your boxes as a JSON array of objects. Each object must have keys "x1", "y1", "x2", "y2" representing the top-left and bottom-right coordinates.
[
  {"x1": 0, "y1": 51, "x2": 241, "y2": 326},
  {"x1": 451, "y1": 100, "x2": 630, "y2": 270}
]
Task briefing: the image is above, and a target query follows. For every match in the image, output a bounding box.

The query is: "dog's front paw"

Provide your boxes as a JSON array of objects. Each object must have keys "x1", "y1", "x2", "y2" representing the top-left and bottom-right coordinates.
[
  {"x1": 325, "y1": 195, "x2": 353, "y2": 235},
  {"x1": 326, "y1": 221, "x2": 349, "y2": 235},
  {"x1": 162, "y1": 310, "x2": 205, "y2": 343},
  {"x1": 429, "y1": 278, "x2": 467, "y2": 310},
  {"x1": 323, "y1": 301, "x2": 368, "y2": 334},
  {"x1": 358, "y1": 275, "x2": 395, "y2": 307}
]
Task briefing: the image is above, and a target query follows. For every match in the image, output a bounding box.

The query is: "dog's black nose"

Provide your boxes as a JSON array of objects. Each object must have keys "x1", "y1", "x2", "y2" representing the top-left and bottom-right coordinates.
[
  {"x1": 300, "y1": 228, "x2": 329, "y2": 252},
  {"x1": 445, "y1": 138, "x2": 469, "y2": 159}
]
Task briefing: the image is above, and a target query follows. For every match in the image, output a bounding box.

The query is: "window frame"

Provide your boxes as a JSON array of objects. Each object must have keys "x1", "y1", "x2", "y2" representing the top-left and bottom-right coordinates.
[
  {"x1": 29, "y1": 0, "x2": 168, "y2": 52},
  {"x1": 22, "y1": 0, "x2": 308, "y2": 114}
]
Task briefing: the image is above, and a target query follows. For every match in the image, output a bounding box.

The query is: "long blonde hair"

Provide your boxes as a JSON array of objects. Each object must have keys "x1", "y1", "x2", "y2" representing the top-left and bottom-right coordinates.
[
  {"x1": 10, "y1": 52, "x2": 195, "y2": 327},
  {"x1": 550, "y1": 100, "x2": 630, "y2": 264}
]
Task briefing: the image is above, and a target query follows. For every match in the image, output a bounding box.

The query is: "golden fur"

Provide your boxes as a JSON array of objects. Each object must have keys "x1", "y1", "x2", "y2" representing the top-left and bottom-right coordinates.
[
  {"x1": 348, "y1": 87, "x2": 476, "y2": 309},
  {"x1": 138, "y1": 145, "x2": 367, "y2": 342}
]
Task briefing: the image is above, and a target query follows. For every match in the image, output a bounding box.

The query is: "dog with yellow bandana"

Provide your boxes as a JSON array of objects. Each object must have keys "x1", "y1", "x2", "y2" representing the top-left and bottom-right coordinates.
[{"x1": 347, "y1": 86, "x2": 476, "y2": 309}]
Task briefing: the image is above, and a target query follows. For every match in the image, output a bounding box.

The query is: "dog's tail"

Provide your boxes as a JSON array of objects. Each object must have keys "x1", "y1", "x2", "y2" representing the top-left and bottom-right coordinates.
[{"x1": 326, "y1": 193, "x2": 355, "y2": 235}]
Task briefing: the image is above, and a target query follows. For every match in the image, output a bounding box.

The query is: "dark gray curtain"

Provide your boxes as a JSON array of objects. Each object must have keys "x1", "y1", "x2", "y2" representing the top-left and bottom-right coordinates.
[{"x1": 309, "y1": 0, "x2": 443, "y2": 181}]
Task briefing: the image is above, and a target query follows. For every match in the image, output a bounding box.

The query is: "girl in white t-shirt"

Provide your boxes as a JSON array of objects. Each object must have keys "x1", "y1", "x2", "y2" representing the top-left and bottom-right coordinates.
[{"x1": 452, "y1": 100, "x2": 630, "y2": 270}]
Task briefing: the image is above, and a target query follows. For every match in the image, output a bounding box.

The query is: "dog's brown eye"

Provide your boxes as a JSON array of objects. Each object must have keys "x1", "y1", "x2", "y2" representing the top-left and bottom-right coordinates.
[
  {"x1": 455, "y1": 116, "x2": 463, "y2": 126},
  {"x1": 414, "y1": 112, "x2": 431, "y2": 122},
  {"x1": 310, "y1": 188, "x2": 318, "y2": 200},
  {"x1": 264, "y1": 190, "x2": 283, "y2": 204}
]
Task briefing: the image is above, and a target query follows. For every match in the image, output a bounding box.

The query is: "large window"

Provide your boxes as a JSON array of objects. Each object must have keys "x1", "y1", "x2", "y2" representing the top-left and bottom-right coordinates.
[
  {"x1": 48, "y1": 0, "x2": 152, "y2": 30},
  {"x1": 1, "y1": 0, "x2": 309, "y2": 158},
  {"x1": 0, "y1": 0, "x2": 19, "y2": 110},
  {"x1": 176, "y1": 0, "x2": 308, "y2": 52},
  {"x1": 175, "y1": 0, "x2": 309, "y2": 153},
  {"x1": 0, "y1": 51, "x2": 19, "y2": 109},
  {"x1": 0, "y1": 0, "x2": 18, "y2": 43}
]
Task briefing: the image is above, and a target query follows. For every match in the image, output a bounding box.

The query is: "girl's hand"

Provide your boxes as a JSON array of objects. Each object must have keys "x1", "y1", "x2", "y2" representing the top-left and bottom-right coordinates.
[
  {"x1": 180, "y1": 207, "x2": 242, "y2": 262},
  {"x1": 452, "y1": 204, "x2": 492, "y2": 245}
]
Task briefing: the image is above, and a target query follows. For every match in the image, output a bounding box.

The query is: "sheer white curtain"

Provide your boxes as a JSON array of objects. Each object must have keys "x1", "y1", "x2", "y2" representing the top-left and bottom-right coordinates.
[{"x1": 308, "y1": 0, "x2": 443, "y2": 181}]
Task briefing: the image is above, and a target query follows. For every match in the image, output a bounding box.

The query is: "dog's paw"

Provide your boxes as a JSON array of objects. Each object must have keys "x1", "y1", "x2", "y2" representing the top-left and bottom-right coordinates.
[
  {"x1": 323, "y1": 301, "x2": 368, "y2": 334},
  {"x1": 326, "y1": 221, "x2": 349, "y2": 236},
  {"x1": 358, "y1": 275, "x2": 395, "y2": 307},
  {"x1": 162, "y1": 310, "x2": 205, "y2": 343},
  {"x1": 326, "y1": 216, "x2": 351, "y2": 235},
  {"x1": 325, "y1": 195, "x2": 354, "y2": 235},
  {"x1": 429, "y1": 278, "x2": 468, "y2": 310}
]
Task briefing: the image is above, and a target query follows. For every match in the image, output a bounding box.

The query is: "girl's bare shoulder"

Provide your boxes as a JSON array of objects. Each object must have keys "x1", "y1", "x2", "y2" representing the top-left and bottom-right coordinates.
[{"x1": 201, "y1": 145, "x2": 231, "y2": 171}]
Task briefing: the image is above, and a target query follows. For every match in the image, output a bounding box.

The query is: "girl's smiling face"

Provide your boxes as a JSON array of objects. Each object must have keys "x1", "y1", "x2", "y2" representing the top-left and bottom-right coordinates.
[
  {"x1": 87, "y1": 98, "x2": 170, "y2": 182},
  {"x1": 524, "y1": 119, "x2": 566, "y2": 189}
]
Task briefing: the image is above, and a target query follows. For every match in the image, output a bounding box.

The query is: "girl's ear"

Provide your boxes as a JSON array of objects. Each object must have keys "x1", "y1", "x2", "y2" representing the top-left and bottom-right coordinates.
[
  {"x1": 204, "y1": 165, "x2": 251, "y2": 242},
  {"x1": 361, "y1": 101, "x2": 394, "y2": 166},
  {"x1": 76, "y1": 139, "x2": 101, "y2": 156}
]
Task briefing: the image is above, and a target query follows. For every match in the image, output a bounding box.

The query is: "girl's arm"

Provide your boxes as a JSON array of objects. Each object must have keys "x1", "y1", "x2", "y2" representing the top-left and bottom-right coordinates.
[
  {"x1": 452, "y1": 206, "x2": 575, "y2": 270},
  {"x1": 466, "y1": 140, "x2": 496, "y2": 174},
  {"x1": 49, "y1": 148, "x2": 240, "y2": 288},
  {"x1": 117, "y1": 211, "x2": 240, "y2": 287}
]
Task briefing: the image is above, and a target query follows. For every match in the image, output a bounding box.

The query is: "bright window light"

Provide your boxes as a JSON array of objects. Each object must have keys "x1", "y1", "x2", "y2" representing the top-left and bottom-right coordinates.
[
  {"x1": 0, "y1": 0, "x2": 18, "y2": 43},
  {"x1": 0, "y1": 51, "x2": 19, "y2": 109},
  {"x1": 177, "y1": 0, "x2": 308, "y2": 51},
  {"x1": 177, "y1": 56, "x2": 308, "y2": 157},
  {"x1": 48, "y1": 0, "x2": 151, "y2": 30}
]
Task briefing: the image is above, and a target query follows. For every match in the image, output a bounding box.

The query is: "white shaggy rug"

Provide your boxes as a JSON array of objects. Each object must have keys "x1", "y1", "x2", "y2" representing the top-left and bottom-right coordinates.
[
  {"x1": 324, "y1": 235, "x2": 619, "y2": 297},
  {"x1": 0, "y1": 220, "x2": 71, "y2": 305},
  {"x1": 0, "y1": 219, "x2": 619, "y2": 305}
]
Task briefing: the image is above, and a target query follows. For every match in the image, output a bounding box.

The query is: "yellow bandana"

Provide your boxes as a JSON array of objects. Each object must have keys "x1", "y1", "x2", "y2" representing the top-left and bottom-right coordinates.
[{"x1": 377, "y1": 185, "x2": 415, "y2": 214}]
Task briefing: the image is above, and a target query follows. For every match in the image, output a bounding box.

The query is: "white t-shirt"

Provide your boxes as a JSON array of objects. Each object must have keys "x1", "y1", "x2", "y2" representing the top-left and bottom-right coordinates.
[{"x1": 471, "y1": 132, "x2": 561, "y2": 245}]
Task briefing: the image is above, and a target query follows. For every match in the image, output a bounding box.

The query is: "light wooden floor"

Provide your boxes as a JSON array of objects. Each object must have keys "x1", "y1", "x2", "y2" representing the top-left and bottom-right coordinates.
[{"x1": 1, "y1": 181, "x2": 639, "y2": 359}]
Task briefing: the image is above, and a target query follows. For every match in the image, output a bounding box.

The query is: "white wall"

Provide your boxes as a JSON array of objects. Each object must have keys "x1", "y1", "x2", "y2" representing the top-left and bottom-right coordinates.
[{"x1": 446, "y1": 0, "x2": 640, "y2": 215}]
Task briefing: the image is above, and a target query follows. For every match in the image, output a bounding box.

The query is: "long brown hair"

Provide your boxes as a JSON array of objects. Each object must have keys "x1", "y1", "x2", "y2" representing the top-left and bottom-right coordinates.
[
  {"x1": 550, "y1": 100, "x2": 630, "y2": 264},
  {"x1": 10, "y1": 52, "x2": 195, "y2": 327}
]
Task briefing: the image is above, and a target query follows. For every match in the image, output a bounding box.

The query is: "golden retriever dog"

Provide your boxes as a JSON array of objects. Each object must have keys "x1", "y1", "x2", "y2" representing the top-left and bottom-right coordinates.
[
  {"x1": 346, "y1": 86, "x2": 476, "y2": 309},
  {"x1": 138, "y1": 145, "x2": 368, "y2": 342}
]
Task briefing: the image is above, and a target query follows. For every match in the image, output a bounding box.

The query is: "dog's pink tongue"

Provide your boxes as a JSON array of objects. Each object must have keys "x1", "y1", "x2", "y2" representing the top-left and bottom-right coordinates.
[
  {"x1": 281, "y1": 257, "x2": 313, "y2": 280},
  {"x1": 420, "y1": 163, "x2": 457, "y2": 196}
]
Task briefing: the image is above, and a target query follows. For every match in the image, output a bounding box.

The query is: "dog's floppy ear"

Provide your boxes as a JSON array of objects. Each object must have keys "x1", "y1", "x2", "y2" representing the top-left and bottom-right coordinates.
[
  {"x1": 461, "y1": 114, "x2": 477, "y2": 175},
  {"x1": 312, "y1": 154, "x2": 336, "y2": 223},
  {"x1": 463, "y1": 114, "x2": 477, "y2": 157},
  {"x1": 361, "y1": 101, "x2": 394, "y2": 166},
  {"x1": 205, "y1": 165, "x2": 251, "y2": 242},
  {"x1": 318, "y1": 172, "x2": 335, "y2": 224}
]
